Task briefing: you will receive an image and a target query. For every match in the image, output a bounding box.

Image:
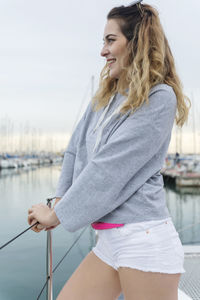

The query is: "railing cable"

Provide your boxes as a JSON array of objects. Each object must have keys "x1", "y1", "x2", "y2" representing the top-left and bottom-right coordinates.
[
  {"x1": 36, "y1": 226, "x2": 88, "y2": 300},
  {"x1": 0, "y1": 221, "x2": 39, "y2": 250},
  {"x1": 0, "y1": 196, "x2": 88, "y2": 300},
  {"x1": 177, "y1": 221, "x2": 200, "y2": 233},
  {"x1": 53, "y1": 226, "x2": 88, "y2": 273},
  {"x1": 0, "y1": 197, "x2": 56, "y2": 251}
]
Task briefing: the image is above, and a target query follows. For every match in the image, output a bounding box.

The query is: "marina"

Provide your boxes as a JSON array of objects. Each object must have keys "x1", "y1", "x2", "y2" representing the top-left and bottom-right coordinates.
[
  {"x1": 0, "y1": 162, "x2": 200, "y2": 299},
  {"x1": 162, "y1": 154, "x2": 200, "y2": 187},
  {"x1": 0, "y1": 165, "x2": 96, "y2": 300},
  {"x1": 0, "y1": 153, "x2": 63, "y2": 170}
]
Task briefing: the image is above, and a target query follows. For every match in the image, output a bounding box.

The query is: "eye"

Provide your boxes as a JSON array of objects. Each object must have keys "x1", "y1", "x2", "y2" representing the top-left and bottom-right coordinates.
[
  {"x1": 103, "y1": 38, "x2": 115, "y2": 45},
  {"x1": 107, "y1": 38, "x2": 115, "y2": 43}
]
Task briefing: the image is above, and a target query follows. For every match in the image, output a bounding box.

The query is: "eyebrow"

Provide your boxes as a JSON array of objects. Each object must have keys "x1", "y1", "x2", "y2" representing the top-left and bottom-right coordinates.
[{"x1": 103, "y1": 34, "x2": 118, "y2": 41}]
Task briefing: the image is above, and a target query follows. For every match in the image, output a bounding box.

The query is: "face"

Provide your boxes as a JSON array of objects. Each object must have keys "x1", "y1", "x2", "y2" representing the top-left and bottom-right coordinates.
[{"x1": 101, "y1": 19, "x2": 128, "y2": 79}]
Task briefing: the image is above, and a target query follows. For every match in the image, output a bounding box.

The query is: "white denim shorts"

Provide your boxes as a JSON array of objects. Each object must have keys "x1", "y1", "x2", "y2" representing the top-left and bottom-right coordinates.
[{"x1": 92, "y1": 217, "x2": 185, "y2": 274}]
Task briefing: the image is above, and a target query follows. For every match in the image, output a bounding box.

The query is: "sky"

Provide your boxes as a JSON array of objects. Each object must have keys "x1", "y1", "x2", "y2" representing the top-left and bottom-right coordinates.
[{"x1": 0, "y1": 0, "x2": 200, "y2": 153}]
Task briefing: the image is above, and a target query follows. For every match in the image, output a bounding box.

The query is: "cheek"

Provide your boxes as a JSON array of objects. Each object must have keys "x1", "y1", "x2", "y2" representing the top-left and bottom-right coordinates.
[
  {"x1": 116, "y1": 44, "x2": 128, "y2": 59},
  {"x1": 120, "y1": 47, "x2": 129, "y2": 64},
  {"x1": 115, "y1": 52, "x2": 127, "y2": 67}
]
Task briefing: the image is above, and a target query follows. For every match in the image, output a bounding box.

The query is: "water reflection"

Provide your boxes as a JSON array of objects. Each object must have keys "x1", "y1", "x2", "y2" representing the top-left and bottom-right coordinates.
[
  {"x1": 0, "y1": 165, "x2": 96, "y2": 300},
  {"x1": 0, "y1": 166, "x2": 200, "y2": 300},
  {"x1": 165, "y1": 184, "x2": 200, "y2": 245}
]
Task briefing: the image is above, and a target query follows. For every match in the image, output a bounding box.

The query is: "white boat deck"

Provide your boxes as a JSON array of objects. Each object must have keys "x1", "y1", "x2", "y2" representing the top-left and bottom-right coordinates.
[
  {"x1": 178, "y1": 289, "x2": 193, "y2": 300},
  {"x1": 179, "y1": 246, "x2": 200, "y2": 300},
  {"x1": 117, "y1": 245, "x2": 200, "y2": 300}
]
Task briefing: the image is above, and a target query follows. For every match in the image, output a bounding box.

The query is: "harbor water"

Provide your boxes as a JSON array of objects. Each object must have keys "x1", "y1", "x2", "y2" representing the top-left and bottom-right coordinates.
[
  {"x1": 0, "y1": 165, "x2": 96, "y2": 300},
  {"x1": 0, "y1": 165, "x2": 200, "y2": 300}
]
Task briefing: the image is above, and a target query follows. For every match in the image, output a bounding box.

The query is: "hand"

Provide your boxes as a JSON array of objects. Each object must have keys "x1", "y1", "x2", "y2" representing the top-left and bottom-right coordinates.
[
  {"x1": 29, "y1": 218, "x2": 47, "y2": 233},
  {"x1": 28, "y1": 203, "x2": 60, "y2": 233}
]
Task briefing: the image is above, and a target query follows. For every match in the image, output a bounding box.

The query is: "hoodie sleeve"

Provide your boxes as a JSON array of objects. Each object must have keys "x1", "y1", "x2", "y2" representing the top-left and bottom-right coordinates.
[
  {"x1": 55, "y1": 102, "x2": 90, "y2": 197},
  {"x1": 54, "y1": 87, "x2": 177, "y2": 231}
]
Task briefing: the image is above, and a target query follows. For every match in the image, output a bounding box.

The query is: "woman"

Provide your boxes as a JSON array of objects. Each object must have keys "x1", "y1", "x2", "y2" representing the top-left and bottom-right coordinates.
[{"x1": 28, "y1": 1, "x2": 191, "y2": 299}]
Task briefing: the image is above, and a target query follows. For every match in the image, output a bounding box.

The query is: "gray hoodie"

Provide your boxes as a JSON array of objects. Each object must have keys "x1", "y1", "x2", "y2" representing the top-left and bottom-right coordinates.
[{"x1": 54, "y1": 83, "x2": 177, "y2": 232}]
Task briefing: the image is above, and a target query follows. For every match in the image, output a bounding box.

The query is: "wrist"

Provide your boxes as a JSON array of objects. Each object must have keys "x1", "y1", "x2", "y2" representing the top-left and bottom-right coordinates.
[
  {"x1": 49, "y1": 209, "x2": 60, "y2": 226},
  {"x1": 54, "y1": 197, "x2": 61, "y2": 207}
]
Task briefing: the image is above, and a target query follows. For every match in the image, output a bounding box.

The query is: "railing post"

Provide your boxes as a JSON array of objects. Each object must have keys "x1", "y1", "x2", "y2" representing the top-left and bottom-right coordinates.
[{"x1": 46, "y1": 200, "x2": 53, "y2": 300}]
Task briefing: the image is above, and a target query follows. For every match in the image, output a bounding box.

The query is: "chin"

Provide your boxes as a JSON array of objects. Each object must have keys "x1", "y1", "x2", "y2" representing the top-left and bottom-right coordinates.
[{"x1": 109, "y1": 70, "x2": 119, "y2": 79}]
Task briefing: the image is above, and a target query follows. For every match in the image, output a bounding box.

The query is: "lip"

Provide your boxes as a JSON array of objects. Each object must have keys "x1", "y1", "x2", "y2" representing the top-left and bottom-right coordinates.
[{"x1": 107, "y1": 58, "x2": 116, "y2": 66}]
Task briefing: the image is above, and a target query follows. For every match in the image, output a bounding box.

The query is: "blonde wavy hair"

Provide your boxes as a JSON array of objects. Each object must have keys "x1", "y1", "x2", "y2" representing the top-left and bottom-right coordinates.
[{"x1": 91, "y1": 3, "x2": 191, "y2": 127}]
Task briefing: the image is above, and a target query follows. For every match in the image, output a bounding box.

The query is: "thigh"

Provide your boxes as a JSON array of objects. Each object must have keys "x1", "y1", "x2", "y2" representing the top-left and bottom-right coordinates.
[
  {"x1": 118, "y1": 267, "x2": 181, "y2": 300},
  {"x1": 57, "y1": 251, "x2": 122, "y2": 300}
]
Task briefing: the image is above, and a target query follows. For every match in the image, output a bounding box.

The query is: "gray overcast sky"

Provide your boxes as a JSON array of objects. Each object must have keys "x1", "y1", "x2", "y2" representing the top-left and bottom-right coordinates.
[{"x1": 0, "y1": 0, "x2": 200, "y2": 136}]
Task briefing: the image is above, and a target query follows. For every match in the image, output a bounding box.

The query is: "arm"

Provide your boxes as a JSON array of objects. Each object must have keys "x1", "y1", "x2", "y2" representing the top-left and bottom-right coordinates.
[
  {"x1": 55, "y1": 102, "x2": 91, "y2": 198},
  {"x1": 54, "y1": 88, "x2": 177, "y2": 232},
  {"x1": 27, "y1": 103, "x2": 91, "y2": 233}
]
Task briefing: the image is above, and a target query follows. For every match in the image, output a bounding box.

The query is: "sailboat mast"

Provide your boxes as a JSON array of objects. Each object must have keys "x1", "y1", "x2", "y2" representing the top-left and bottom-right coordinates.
[
  {"x1": 91, "y1": 75, "x2": 94, "y2": 99},
  {"x1": 192, "y1": 92, "x2": 196, "y2": 158}
]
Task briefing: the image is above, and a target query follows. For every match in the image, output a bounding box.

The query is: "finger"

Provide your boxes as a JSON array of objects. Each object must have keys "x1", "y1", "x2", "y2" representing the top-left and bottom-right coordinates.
[
  {"x1": 28, "y1": 213, "x2": 35, "y2": 225},
  {"x1": 28, "y1": 215, "x2": 33, "y2": 226},
  {"x1": 37, "y1": 224, "x2": 45, "y2": 230},
  {"x1": 34, "y1": 226, "x2": 42, "y2": 232},
  {"x1": 30, "y1": 224, "x2": 38, "y2": 232},
  {"x1": 31, "y1": 219, "x2": 38, "y2": 226},
  {"x1": 28, "y1": 216, "x2": 32, "y2": 226},
  {"x1": 34, "y1": 224, "x2": 46, "y2": 233},
  {"x1": 30, "y1": 219, "x2": 45, "y2": 232},
  {"x1": 32, "y1": 227, "x2": 40, "y2": 233},
  {"x1": 31, "y1": 220, "x2": 40, "y2": 232},
  {"x1": 45, "y1": 226, "x2": 55, "y2": 231},
  {"x1": 31, "y1": 226, "x2": 38, "y2": 232},
  {"x1": 28, "y1": 208, "x2": 33, "y2": 214}
]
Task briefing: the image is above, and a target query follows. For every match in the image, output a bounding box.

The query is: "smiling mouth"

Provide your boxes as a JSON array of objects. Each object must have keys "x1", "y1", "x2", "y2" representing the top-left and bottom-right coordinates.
[{"x1": 107, "y1": 59, "x2": 116, "y2": 66}]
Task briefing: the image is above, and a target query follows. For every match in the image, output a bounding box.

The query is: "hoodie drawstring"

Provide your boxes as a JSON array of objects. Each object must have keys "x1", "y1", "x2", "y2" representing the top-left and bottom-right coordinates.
[{"x1": 93, "y1": 94, "x2": 126, "y2": 153}]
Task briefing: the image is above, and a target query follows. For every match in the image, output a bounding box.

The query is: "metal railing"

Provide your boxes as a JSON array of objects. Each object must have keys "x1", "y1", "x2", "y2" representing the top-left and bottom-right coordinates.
[
  {"x1": 46, "y1": 199, "x2": 53, "y2": 300},
  {"x1": 0, "y1": 197, "x2": 88, "y2": 300},
  {"x1": 1, "y1": 194, "x2": 200, "y2": 299}
]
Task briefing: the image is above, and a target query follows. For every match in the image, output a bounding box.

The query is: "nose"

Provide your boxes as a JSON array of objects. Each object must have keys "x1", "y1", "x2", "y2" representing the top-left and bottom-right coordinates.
[{"x1": 101, "y1": 44, "x2": 109, "y2": 57}]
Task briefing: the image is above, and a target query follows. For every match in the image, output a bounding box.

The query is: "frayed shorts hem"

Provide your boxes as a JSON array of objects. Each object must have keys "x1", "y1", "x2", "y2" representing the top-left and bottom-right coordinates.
[
  {"x1": 92, "y1": 218, "x2": 186, "y2": 275},
  {"x1": 92, "y1": 248, "x2": 185, "y2": 274}
]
